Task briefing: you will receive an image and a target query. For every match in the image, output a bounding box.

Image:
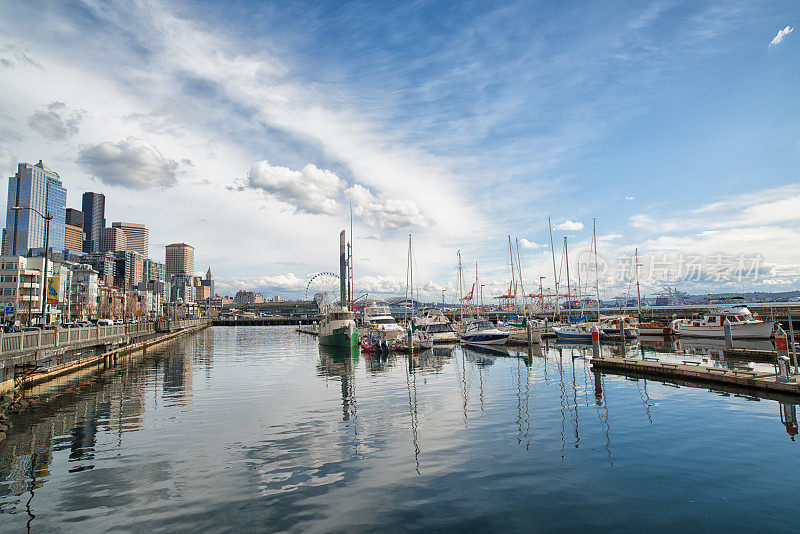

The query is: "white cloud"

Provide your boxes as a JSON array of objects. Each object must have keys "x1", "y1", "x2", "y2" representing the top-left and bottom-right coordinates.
[
  {"x1": 625, "y1": 196, "x2": 635, "y2": 200},
  {"x1": 0, "y1": 147, "x2": 15, "y2": 174},
  {"x1": 770, "y1": 26, "x2": 794, "y2": 46},
  {"x1": 345, "y1": 184, "x2": 431, "y2": 230},
  {"x1": 247, "y1": 161, "x2": 344, "y2": 215},
  {"x1": 77, "y1": 136, "x2": 179, "y2": 189},
  {"x1": 27, "y1": 101, "x2": 85, "y2": 141},
  {"x1": 554, "y1": 220, "x2": 584, "y2": 231},
  {"x1": 519, "y1": 238, "x2": 545, "y2": 250}
]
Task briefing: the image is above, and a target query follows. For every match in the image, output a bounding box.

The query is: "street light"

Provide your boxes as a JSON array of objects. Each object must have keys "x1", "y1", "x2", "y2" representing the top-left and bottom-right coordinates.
[
  {"x1": 441, "y1": 289, "x2": 446, "y2": 309},
  {"x1": 12, "y1": 206, "x2": 52, "y2": 325}
]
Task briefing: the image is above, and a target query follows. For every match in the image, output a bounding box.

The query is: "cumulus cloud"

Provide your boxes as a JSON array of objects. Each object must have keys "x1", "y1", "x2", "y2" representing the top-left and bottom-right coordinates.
[
  {"x1": 27, "y1": 101, "x2": 85, "y2": 141},
  {"x1": 519, "y1": 238, "x2": 545, "y2": 250},
  {"x1": 77, "y1": 136, "x2": 179, "y2": 189},
  {"x1": 554, "y1": 220, "x2": 584, "y2": 231},
  {"x1": 770, "y1": 26, "x2": 794, "y2": 46},
  {"x1": 0, "y1": 147, "x2": 15, "y2": 174},
  {"x1": 345, "y1": 184, "x2": 432, "y2": 230},
  {"x1": 247, "y1": 161, "x2": 343, "y2": 215}
]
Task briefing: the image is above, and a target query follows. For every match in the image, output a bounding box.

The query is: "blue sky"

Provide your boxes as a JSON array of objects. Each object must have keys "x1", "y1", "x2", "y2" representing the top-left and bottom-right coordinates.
[{"x1": 0, "y1": 0, "x2": 798, "y2": 300}]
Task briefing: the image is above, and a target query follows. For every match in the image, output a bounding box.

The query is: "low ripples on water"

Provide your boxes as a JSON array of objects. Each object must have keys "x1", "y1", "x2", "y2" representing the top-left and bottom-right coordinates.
[{"x1": 0, "y1": 326, "x2": 798, "y2": 532}]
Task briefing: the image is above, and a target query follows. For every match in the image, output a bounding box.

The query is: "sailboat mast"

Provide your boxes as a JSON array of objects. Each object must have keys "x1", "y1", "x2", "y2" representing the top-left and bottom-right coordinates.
[
  {"x1": 410, "y1": 235, "x2": 414, "y2": 320},
  {"x1": 635, "y1": 247, "x2": 642, "y2": 318},
  {"x1": 549, "y1": 217, "x2": 559, "y2": 317},
  {"x1": 508, "y1": 235, "x2": 516, "y2": 309},
  {"x1": 458, "y1": 251, "x2": 464, "y2": 323},
  {"x1": 515, "y1": 238, "x2": 528, "y2": 319},
  {"x1": 564, "y1": 236, "x2": 571, "y2": 319},
  {"x1": 405, "y1": 235, "x2": 411, "y2": 325},
  {"x1": 475, "y1": 262, "x2": 479, "y2": 318},
  {"x1": 593, "y1": 218, "x2": 601, "y2": 321}
]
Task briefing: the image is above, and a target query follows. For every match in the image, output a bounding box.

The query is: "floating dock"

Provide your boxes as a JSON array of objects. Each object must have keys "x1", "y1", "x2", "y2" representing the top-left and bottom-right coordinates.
[{"x1": 591, "y1": 355, "x2": 800, "y2": 396}]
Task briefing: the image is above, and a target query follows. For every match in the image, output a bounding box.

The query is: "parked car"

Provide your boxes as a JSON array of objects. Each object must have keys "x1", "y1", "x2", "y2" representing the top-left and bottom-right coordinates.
[
  {"x1": 20, "y1": 326, "x2": 40, "y2": 331},
  {"x1": 96, "y1": 319, "x2": 113, "y2": 326}
]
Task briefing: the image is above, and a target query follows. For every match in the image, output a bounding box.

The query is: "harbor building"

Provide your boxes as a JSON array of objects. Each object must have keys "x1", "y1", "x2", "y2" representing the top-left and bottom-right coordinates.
[
  {"x1": 112, "y1": 221, "x2": 149, "y2": 258},
  {"x1": 2, "y1": 161, "x2": 67, "y2": 256},
  {"x1": 99, "y1": 226, "x2": 127, "y2": 252},
  {"x1": 81, "y1": 192, "x2": 105, "y2": 253},
  {"x1": 166, "y1": 243, "x2": 194, "y2": 278}
]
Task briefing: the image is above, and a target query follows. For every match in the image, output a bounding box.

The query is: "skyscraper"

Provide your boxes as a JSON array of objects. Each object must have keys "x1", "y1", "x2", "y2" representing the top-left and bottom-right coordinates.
[
  {"x1": 65, "y1": 207, "x2": 83, "y2": 228},
  {"x1": 64, "y1": 207, "x2": 84, "y2": 252},
  {"x1": 3, "y1": 160, "x2": 67, "y2": 255},
  {"x1": 99, "y1": 227, "x2": 127, "y2": 252},
  {"x1": 81, "y1": 192, "x2": 105, "y2": 253},
  {"x1": 112, "y1": 221, "x2": 149, "y2": 258},
  {"x1": 165, "y1": 243, "x2": 194, "y2": 278}
]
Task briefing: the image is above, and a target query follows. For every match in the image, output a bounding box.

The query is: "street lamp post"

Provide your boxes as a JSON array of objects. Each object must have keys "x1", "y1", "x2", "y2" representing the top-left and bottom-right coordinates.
[{"x1": 12, "y1": 206, "x2": 52, "y2": 325}]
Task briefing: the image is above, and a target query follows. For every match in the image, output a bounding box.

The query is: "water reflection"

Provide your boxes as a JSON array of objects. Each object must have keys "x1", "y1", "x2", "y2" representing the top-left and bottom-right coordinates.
[{"x1": 0, "y1": 327, "x2": 798, "y2": 532}]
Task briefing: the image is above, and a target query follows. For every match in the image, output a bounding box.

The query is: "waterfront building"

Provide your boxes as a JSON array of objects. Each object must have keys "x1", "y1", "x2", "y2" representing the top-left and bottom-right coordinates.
[
  {"x1": 165, "y1": 243, "x2": 194, "y2": 278},
  {"x1": 69, "y1": 264, "x2": 98, "y2": 321},
  {"x1": 172, "y1": 282, "x2": 196, "y2": 304},
  {"x1": 0, "y1": 254, "x2": 60, "y2": 324},
  {"x1": 234, "y1": 290, "x2": 264, "y2": 304},
  {"x1": 3, "y1": 161, "x2": 67, "y2": 256},
  {"x1": 112, "y1": 221, "x2": 149, "y2": 258},
  {"x1": 81, "y1": 192, "x2": 105, "y2": 253},
  {"x1": 99, "y1": 227, "x2": 127, "y2": 252}
]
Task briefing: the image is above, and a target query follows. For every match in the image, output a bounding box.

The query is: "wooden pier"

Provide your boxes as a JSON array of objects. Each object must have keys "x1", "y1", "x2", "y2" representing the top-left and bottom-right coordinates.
[{"x1": 591, "y1": 355, "x2": 800, "y2": 396}]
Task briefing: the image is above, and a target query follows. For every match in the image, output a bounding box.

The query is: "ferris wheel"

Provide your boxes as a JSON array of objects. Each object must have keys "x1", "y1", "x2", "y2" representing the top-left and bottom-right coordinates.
[{"x1": 305, "y1": 272, "x2": 340, "y2": 311}]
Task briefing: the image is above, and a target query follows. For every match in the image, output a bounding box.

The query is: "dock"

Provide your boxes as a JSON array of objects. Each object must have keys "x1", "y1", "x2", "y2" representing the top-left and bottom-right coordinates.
[{"x1": 591, "y1": 355, "x2": 800, "y2": 396}]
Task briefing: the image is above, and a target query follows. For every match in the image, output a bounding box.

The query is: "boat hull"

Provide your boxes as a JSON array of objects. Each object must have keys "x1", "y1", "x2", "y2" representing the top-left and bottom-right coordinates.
[
  {"x1": 319, "y1": 325, "x2": 359, "y2": 348},
  {"x1": 461, "y1": 333, "x2": 509, "y2": 345},
  {"x1": 676, "y1": 321, "x2": 773, "y2": 339}
]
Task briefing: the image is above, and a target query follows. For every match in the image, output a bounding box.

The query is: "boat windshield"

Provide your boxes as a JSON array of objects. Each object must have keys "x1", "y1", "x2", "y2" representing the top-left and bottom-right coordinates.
[
  {"x1": 427, "y1": 323, "x2": 454, "y2": 333},
  {"x1": 468, "y1": 321, "x2": 494, "y2": 331},
  {"x1": 371, "y1": 317, "x2": 397, "y2": 325}
]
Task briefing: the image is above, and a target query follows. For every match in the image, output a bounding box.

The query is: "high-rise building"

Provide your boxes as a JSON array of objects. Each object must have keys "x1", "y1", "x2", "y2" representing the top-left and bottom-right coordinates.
[
  {"x1": 64, "y1": 223, "x2": 83, "y2": 252},
  {"x1": 113, "y1": 250, "x2": 143, "y2": 288},
  {"x1": 65, "y1": 208, "x2": 83, "y2": 228},
  {"x1": 84, "y1": 251, "x2": 116, "y2": 286},
  {"x1": 3, "y1": 161, "x2": 67, "y2": 256},
  {"x1": 81, "y1": 192, "x2": 105, "y2": 253},
  {"x1": 112, "y1": 221, "x2": 149, "y2": 258},
  {"x1": 99, "y1": 227, "x2": 127, "y2": 252},
  {"x1": 165, "y1": 243, "x2": 194, "y2": 278}
]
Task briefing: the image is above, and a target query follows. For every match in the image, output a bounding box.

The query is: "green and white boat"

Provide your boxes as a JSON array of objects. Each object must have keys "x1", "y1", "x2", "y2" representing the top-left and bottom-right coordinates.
[{"x1": 319, "y1": 308, "x2": 360, "y2": 348}]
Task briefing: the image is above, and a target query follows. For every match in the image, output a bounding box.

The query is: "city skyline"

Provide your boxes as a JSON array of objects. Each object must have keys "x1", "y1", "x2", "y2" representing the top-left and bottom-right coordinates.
[{"x1": 0, "y1": 1, "x2": 798, "y2": 301}]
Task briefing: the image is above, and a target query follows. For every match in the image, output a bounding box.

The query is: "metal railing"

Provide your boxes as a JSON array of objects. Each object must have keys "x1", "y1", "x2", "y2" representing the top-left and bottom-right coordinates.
[{"x1": 0, "y1": 318, "x2": 209, "y2": 360}]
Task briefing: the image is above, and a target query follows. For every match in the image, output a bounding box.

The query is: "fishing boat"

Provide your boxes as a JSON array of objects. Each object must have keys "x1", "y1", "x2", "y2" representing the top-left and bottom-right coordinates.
[
  {"x1": 319, "y1": 308, "x2": 359, "y2": 348},
  {"x1": 671, "y1": 300, "x2": 774, "y2": 339},
  {"x1": 461, "y1": 320, "x2": 510, "y2": 345},
  {"x1": 414, "y1": 307, "x2": 459, "y2": 343}
]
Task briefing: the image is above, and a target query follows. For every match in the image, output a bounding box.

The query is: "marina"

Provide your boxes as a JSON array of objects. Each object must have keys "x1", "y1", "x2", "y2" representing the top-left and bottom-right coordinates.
[{"x1": 2, "y1": 325, "x2": 800, "y2": 531}]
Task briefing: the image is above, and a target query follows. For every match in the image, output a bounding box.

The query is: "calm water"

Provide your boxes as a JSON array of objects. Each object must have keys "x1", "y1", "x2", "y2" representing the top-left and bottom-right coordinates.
[{"x1": 1, "y1": 326, "x2": 799, "y2": 532}]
